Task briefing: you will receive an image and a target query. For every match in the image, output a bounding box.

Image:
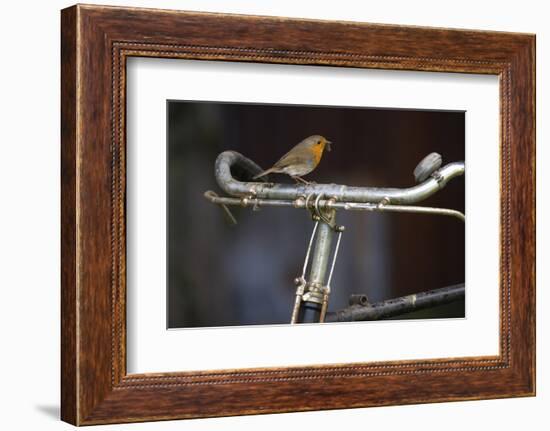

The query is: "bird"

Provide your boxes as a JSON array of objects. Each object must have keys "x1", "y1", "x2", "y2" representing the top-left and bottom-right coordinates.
[{"x1": 253, "y1": 135, "x2": 332, "y2": 184}]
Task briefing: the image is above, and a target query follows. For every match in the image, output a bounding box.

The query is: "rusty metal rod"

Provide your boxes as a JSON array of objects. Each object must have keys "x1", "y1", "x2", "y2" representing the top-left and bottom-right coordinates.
[
  {"x1": 324, "y1": 284, "x2": 465, "y2": 322},
  {"x1": 204, "y1": 191, "x2": 465, "y2": 222}
]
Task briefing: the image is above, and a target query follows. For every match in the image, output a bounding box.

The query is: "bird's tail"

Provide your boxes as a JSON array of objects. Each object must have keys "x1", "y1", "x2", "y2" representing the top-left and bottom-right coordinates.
[{"x1": 253, "y1": 167, "x2": 277, "y2": 180}]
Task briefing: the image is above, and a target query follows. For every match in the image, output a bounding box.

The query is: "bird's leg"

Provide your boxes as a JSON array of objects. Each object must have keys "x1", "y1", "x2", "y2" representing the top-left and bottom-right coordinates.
[{"x1": 292, "y1": 176, "x2": 311, "y2": 185}]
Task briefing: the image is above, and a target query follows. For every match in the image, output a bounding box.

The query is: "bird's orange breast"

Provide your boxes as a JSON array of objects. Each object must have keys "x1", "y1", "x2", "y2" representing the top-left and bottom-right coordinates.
[{"x1": 311, "y1": 145, "x2": 324, "y2": 165}]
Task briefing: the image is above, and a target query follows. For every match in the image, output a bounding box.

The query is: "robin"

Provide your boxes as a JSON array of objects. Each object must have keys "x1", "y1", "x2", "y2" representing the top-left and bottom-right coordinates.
[{"x1": 253, "y1": 135, "x2": 332, "y2": 184}]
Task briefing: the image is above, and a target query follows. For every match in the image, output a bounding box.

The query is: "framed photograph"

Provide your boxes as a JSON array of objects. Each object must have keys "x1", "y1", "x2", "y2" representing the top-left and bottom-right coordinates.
[{"x1": 61, "y1": 4, "x2": 535, "y2": 425}]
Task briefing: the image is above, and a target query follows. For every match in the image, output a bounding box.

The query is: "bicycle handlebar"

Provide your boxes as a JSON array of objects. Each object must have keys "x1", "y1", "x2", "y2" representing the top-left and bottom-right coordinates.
[{"x1": 214, "y1": 151, "x2": 464, "y2": 205}]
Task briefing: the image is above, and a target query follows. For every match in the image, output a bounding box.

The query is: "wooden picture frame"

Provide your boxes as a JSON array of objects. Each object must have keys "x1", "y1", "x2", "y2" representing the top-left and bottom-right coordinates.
[{"x1": 61, "y1": 4, "x2": 535, "y2": 425}]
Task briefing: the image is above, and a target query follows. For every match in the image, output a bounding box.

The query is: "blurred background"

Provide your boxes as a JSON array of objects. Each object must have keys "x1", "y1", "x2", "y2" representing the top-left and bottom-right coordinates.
[{"x1": 167, "y1": 101, "x2": 465, "y2": 328}]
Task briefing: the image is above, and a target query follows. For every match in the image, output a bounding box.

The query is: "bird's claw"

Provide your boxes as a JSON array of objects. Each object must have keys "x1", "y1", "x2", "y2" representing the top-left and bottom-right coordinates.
[{"x1": 292, "y1": 176, "x2": 313, "y2": 185}]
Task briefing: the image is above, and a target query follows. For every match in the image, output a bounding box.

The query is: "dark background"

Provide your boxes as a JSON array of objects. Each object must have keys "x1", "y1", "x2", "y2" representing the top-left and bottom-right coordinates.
[{"x1": 167, "y1": 101, "x2": 465, "y2": 328}]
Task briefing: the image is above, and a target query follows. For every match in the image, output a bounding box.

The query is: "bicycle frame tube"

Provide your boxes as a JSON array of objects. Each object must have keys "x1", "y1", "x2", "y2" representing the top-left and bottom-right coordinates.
[{"x1": 298, "y1": 209, "x2": 336, "y2": 323}]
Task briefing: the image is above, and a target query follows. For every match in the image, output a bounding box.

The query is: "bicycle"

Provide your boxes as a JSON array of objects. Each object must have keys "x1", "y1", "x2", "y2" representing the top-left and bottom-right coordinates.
[{"x1": 205, "y1": 150, "x2": 465, "y2": 324}]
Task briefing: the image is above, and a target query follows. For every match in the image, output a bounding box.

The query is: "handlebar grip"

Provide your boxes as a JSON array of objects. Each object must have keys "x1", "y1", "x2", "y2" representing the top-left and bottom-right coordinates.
[{"x1": 414, "y1": 152, "x2": 442, "y2": 183}]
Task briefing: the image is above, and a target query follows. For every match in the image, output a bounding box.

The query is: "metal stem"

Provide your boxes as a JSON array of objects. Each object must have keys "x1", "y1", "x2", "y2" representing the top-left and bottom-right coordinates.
[
  {"x1": 297, "y1": 210, "x2": 337, "y2": 323},
  {"x1": 309, "y1": 211, "x2": 335, "y2": 287}
]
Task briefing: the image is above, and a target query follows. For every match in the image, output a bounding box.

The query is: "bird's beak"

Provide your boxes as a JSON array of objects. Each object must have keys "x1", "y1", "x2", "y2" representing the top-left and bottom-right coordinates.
[{"x1": 326, "y1": 140, "x2": 332, "y2": 151}]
